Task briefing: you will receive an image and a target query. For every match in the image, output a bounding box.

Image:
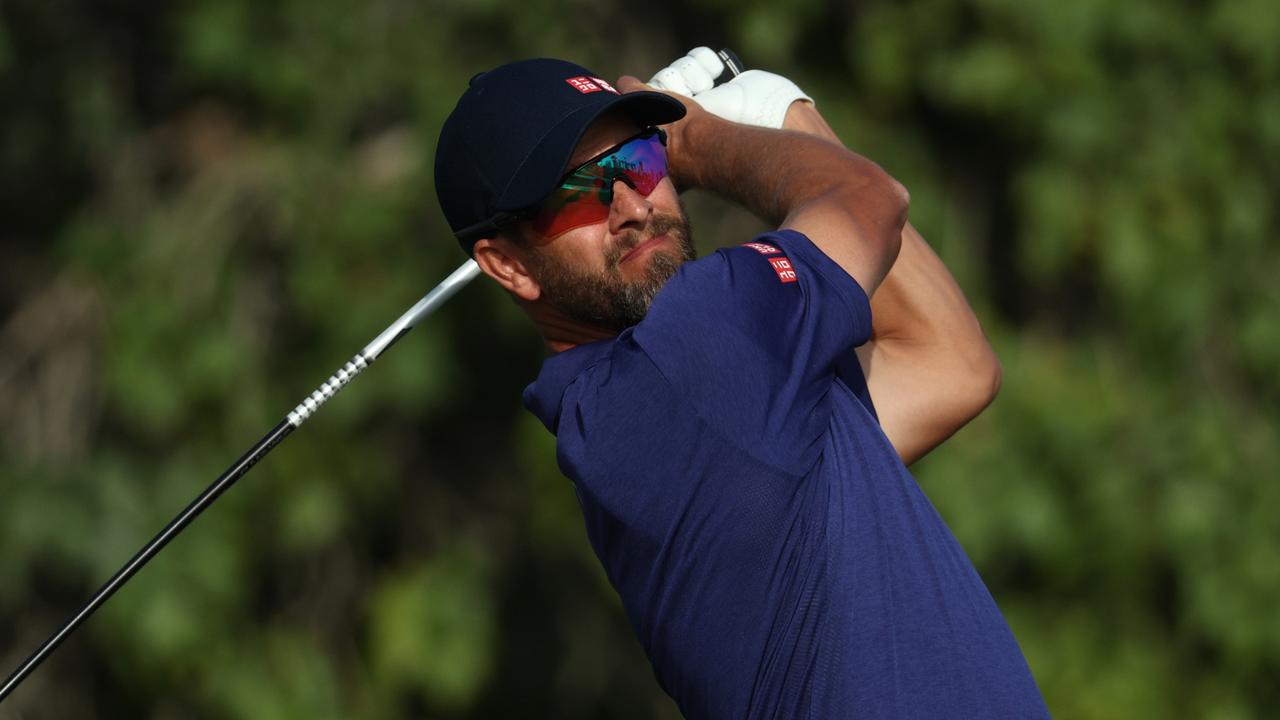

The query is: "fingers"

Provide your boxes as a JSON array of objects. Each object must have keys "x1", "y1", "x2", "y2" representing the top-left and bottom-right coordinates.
[
  {"x1": 618, "y1": 74, "x2": 694, "y2": 112},
  {"x1": 617, "y1": 75, "x2": 653, "y2": 94},
  {"x1": 672, "y1": 53, "x2": 718, "y2": 93},
  {"x1": 649, "y1": 47, "x2": 721, "y2": 96},
  {"x1": 650, "y1": 67, "x2": 689, "y2": 95},
  {"x1": 687, "y1": 47, "x2": 725, "y2": 77}
]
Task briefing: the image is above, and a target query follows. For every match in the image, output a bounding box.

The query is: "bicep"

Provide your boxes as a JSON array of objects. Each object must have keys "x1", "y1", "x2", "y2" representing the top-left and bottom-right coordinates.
[
  {"x1": 856, "y1": 341, "x2": 976, "y2": 465},
  {"x1": 855, "y1": 223, "x2": 1002, "y2": 465},
  {"x1": 856, "y1": 333, "x2": 1002, "y2": 467}
]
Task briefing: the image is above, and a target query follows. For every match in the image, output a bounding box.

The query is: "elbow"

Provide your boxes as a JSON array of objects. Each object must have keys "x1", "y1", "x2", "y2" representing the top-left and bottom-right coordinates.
[
  {"x1": 960, "y1": 340, "x2": 1002, "y2": 416},
  {"x1": 874, "y1": 175, "x2": 909, "y2": 276},
  {"x1": 838, "y1": 155, "x2": 909, "y2": 261},
  {"x1": 888, "y1": 176, "x2": 911, "y2": 231},
  {"x1": 979, "y1": 348, "x2": 1003, "y2": 408},
  {"x1": 878, "y1": 164, "x2": 910, "y2": 232},
  {"x1": 934, "y1": 329, "x2": 1002, "y2": 427}
]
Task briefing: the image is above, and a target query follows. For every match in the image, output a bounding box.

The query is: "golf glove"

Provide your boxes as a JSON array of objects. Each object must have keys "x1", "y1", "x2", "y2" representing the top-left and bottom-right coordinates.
[{"x1": 649, "y1": 47, "x2": 813, "y2": 130}]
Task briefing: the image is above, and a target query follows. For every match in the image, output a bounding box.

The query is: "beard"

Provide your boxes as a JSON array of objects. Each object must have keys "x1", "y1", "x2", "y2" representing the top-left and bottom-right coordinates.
[{"x1": 525, "y1": 209, "x2": 696, "y2": 333}]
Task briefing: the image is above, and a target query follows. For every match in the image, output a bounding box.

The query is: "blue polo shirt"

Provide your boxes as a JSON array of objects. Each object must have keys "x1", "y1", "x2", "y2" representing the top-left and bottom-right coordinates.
[{"x1": 523, "y1": 230, "x2": 1048, "y2": 719}]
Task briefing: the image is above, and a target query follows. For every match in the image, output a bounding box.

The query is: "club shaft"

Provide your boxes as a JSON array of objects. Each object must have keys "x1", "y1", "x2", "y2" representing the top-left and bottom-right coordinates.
[
  {"x1": 362, "y1": 260, "x2": 480, "y2": 361},
  {"x1": 0, "y1": 419, "x2": 294, "y2": 702},
  {"x1": 0, "y1": 259, "x2": 480, "y2": 703}
]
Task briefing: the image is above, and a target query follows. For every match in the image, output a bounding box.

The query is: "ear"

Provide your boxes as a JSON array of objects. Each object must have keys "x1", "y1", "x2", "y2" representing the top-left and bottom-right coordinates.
[{"x1": 473, "y1": 237, "x2": 541, "y2": 302}]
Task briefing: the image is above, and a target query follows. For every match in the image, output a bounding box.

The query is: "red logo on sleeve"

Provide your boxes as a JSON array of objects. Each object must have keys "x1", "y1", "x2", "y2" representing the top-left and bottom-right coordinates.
[
  {"x1": 566, "y1": 76, "x2": 619, "y2": 94},
  {"x1": 768, "y1": 256, "x2": 798, "y2": 283},
  {"x1": 743, "y1": 242, "x2": 781, "y2": 255}
]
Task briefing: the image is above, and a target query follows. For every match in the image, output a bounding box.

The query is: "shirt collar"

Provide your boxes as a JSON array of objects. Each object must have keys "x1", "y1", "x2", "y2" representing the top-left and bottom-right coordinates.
[{"x1": 522, "y1": 334, "x2": 619, "y2": 432}]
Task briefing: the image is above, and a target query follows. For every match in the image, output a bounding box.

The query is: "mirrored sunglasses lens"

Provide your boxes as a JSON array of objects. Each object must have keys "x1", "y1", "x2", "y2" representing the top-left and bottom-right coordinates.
[
  {"x1": 611, "y1": 134, "x2": 667, "y2": 195},
  {"x1": 532, "y1": 185, "x2": 610, "y2": 237},
  {"x1": 531, "y1": 133, "x2": 668, "y2": 238}
]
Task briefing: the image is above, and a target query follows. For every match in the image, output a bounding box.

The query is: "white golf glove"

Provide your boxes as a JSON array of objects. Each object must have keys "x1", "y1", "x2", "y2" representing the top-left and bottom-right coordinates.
[{"x1": 649, "y1": 47, "x2": 813, "y2": 130}]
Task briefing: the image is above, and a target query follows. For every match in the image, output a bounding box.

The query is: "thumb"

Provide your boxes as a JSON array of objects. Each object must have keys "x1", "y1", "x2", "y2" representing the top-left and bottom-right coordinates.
[
  {"x1": 616, "y1": 75, "x2": 652, "y2": 94},
  {"x1": 618, "y1": 74, "x2": 699, "y2": 112}
]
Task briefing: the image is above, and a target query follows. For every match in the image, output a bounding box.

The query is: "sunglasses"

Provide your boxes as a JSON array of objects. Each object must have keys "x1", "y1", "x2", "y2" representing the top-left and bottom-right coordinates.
[{"x1": 529, "y1": 129, "x2": 669, "y2": 238}]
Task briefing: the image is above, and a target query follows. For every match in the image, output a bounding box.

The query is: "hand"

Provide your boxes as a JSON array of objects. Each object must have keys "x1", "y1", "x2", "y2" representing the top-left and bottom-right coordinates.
[
  {"x1": 617, "y1": 74, "x2": 716, "y2": 190},
  {"x1": 648, "y1": 47, "x2": 813, "y2": 130},
  {"x1": 782, "y1": 98, "x2": 842, "y2": 145}
]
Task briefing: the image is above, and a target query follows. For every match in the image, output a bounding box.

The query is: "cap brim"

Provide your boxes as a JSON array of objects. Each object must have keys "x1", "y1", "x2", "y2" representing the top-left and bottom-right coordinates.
[{"x1": 494, "y1": 90, "x2": 687, "y2": 215}]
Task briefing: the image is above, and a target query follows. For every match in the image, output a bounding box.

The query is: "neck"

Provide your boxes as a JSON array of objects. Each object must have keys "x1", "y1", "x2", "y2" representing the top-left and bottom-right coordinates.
[{"x1": 523, "y1": 299, "x2": 618, "y2": 353}]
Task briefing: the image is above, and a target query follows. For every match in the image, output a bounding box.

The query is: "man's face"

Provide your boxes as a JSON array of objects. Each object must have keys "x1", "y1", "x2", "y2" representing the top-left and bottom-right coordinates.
[{"x1": 514, "y1": 113, "x2": 695, "y2": 332}]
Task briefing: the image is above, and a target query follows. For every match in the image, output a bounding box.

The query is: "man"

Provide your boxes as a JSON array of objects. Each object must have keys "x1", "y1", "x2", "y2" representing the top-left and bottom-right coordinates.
[{"x1": 434, "y1": 51, "x2": 1048, "y2": 718}]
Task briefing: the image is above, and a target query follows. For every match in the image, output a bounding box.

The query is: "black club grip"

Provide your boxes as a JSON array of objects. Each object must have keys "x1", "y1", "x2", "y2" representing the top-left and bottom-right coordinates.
[{"x1": 714, "y1": 48, "x2": 745, "y2": 86}]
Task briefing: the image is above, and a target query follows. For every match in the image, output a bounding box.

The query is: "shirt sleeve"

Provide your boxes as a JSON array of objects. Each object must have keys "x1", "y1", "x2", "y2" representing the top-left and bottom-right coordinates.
[{"x1": 632, "y1": 229, "x2": 873, "y2": 473}]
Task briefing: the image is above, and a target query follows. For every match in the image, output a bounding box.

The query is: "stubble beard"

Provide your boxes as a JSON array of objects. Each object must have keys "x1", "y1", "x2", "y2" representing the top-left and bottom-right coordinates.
[{"x1": 526, "y1": 209, "x2": 697, "y2": 333}]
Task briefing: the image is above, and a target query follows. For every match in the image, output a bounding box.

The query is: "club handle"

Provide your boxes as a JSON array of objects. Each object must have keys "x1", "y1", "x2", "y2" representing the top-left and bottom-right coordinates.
[{"x1": 716, "y1": 48, "x2": 745, "y2": 80}]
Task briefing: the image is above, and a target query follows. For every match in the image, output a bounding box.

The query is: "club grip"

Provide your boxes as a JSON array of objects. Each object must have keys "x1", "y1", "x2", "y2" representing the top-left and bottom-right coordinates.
[{"x1": 716, "y1": 48, "x2": 745, "y2": 82}]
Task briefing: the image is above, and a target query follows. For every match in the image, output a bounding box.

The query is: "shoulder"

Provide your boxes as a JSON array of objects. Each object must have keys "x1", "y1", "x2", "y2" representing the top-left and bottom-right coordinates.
[
  {"x1": 546, "y1": 333, "x2": 703, "y2": 479},
  {"x1": 639, "y1": 229, "x2": 873, "y2": 349}
]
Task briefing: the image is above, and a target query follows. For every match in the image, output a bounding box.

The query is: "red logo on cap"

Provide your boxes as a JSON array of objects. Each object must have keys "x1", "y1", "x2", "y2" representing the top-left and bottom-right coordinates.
[
  {"x1": 768, "y1": 256, "x2": 798, "y2": 283},
  {"x1": 566, "y1": 76, "x2": 619, "y2": 95}
]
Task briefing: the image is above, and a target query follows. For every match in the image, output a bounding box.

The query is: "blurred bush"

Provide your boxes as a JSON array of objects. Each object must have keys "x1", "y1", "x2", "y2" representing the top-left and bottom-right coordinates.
[{"x1": 1, "y1": 0, "x2": 1275, "y2": 717}]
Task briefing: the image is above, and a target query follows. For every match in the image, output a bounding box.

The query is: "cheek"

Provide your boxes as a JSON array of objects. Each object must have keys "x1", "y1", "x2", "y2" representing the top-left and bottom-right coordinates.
[
  {"x1": 536, "y1": 227, "x2": 610, "y2": 274},
  {"x1": 647, "y1": 179, "x2": 685, "y2": 217}
]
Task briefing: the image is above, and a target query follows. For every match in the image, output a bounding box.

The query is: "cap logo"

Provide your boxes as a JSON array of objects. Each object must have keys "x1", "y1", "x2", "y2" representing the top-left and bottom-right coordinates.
[{"x1": 566, "y1": 76, "x2": 619, "y2": 95}]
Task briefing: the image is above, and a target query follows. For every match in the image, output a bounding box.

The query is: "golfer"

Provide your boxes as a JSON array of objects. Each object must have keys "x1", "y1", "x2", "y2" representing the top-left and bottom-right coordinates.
[{"x1": 434, "y1": 50, "x2": 1049, "y2": 719}]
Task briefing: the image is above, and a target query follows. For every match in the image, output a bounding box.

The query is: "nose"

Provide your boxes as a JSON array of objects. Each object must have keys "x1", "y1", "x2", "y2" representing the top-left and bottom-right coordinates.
[{"x1": 607, "y1": 179, "x2": 652, "y2": 234}]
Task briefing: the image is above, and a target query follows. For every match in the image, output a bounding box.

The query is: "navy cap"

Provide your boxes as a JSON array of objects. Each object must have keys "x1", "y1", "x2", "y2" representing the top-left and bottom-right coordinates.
[{"x1": 434, "y1": 58, "x2": 686, "y2": 253}]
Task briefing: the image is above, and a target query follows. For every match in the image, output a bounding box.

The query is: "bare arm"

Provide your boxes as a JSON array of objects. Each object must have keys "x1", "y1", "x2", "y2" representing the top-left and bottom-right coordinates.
[
  {"x1": 619, "y1": 76, "x2": 908, "y2": 296},
  {"x1": 853, "y1": 224, "x2": 1002, "y2": 464},
  {"x1": 783, "y1": 101, "x2": 1001, "y2": 465}
]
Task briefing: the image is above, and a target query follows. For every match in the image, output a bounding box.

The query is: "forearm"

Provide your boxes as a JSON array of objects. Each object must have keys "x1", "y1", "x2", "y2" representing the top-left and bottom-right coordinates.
[
  {"x1": 677, "y1": 114, "x2": 905, "y2": 233},
  {"x1": 780, "y1": 102, "x2": 979, "y2": 345},
  {"x1": 670, "y1": 109, "x2": 906, "y2": 293}
]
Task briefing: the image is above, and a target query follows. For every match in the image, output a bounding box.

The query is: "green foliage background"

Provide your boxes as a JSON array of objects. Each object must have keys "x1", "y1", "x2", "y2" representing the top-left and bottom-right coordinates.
[{"x1": 1, "y1": 0, "x2": 1276, "y2": 717}]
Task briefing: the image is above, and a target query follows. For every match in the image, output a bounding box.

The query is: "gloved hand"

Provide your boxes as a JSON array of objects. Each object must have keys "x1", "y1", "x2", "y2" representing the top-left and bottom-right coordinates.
[{"x1": 648, "y1": 47, "x2": 813, "y2": 130}]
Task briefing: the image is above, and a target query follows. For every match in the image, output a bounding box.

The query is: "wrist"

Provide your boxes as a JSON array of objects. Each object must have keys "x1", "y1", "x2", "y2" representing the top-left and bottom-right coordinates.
[
  {"x1": 782, "y1": 100, "x2": 840, "y2": 144},
  {"x1": 666, "y1": 111, "x2": 722, "y2": 191}
]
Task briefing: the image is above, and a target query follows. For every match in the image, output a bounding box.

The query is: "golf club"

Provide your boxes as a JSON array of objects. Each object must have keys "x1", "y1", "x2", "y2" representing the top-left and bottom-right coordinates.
[
  {"x1": 0, "y1": 259, "x2": 480, "y2": 703},
  {"x1": 1, "y1": 47, "x2": 745, "y2": 704}
]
